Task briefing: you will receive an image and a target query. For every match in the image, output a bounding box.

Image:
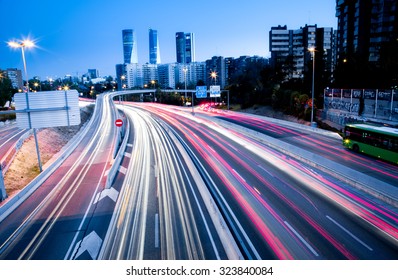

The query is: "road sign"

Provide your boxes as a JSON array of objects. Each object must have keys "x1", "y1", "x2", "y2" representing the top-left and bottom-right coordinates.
[
  {"x1": 115, "y1": 119, "x2": 123, "y2": 127},
  {"x1": 196, "y1": 86, "x2": 207, "y2": 98},
  {"x1": 210, "y1": 85, "x2": 221, "y2": 97},
  {"x1": 14, "y1": 90, "x2": 81, "y2": 129}
]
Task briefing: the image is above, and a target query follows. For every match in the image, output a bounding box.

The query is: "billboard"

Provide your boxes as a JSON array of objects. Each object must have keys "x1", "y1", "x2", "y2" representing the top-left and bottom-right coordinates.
[
  {"x1": 14, "y1": 90, "x2": 81, "y2": 129},
  {"x1": 196, "y1": 86, "x2": 207, "y2": 98},
  {"x1": 210, "y1": 85, "x2": 221, "y2": 97}
]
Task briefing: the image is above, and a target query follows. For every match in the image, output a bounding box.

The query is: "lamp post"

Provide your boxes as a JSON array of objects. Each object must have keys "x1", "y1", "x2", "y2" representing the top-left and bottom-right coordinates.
[
  {"x1": 308, "y1": 47, "x2": 316, "y2": 127},
  {"x1": 8, "y1": 40, "x2": 34, "y2": 93},
  {"x1": 151, "y1": 80, "x2": 156, "y2": 102},
  {"x1": 183, "y1": 66, "x2": 188, "y2": 106},
  {"x1": 211, "y1": 71, "x2": 217, "y2": 85},
  {"x1": 211, "y1": 71, "x2": 217, "y2": 106},
  {"x1": 8, "y1": 38, "x2": 43, "y2": 172},
  {"x1": 120, "y1": 75, "x2": 126, "y2": 91}
]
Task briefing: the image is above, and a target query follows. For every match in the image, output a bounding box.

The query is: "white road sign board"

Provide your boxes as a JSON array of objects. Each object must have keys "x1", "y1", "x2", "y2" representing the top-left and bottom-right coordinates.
[
  {"x1": 210, "y1": 85, "x2": 221, "y2": 97},
  {"x1": 14, "y1": 90, "x2": 81, "y2": 129}
]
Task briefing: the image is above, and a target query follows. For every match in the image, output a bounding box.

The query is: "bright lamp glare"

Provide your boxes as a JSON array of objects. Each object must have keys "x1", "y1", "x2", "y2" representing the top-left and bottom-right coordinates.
[
  {"x1": 23, "y1": 40, "x2": 35, "y2": 48},
  {"x1": 7, "y1": 39, "x2": 35, "y2": 48},
  {"x1": 8, "y1": 41, "x2": 20, "y2": 48}
]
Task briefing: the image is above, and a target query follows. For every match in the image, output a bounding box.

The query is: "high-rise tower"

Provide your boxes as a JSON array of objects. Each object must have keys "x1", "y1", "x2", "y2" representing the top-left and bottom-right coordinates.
[
  {"x1": 149, "y1": 28, "x2": 161, "y2": 64},
  {"x1": 336, "y1": 0, "x2": 398, "y2": 63},
  {"x1": 122, "y1": 29, "x2": 138, "y2": 64},
  {"x1": 176, "y1": 32, "x2": 195, "y2": 64},
  {"x1": 335, "y1": 0, "x2": 398, "y2": 87}
]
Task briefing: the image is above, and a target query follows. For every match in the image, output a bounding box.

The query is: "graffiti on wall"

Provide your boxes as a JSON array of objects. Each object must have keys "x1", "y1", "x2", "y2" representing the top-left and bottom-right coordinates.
[
  {"x1": 323, "y1": 88, "x2": 398, "y2": 124},
  {"x1": 324, "y1": 98, "x2": 359, "y2": 113}
]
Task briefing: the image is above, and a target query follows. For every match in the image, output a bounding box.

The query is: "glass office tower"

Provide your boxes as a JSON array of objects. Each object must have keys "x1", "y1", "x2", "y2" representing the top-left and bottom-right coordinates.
[
  {"x1": 122, "y1": 29, "x2": 138, "y2": 64},
  {"x1": 176, "y1": 32, "x2": 195, "y2": 64},
  {"x1": 149, "y1": 28, "x2": 161, "y2": 64}
]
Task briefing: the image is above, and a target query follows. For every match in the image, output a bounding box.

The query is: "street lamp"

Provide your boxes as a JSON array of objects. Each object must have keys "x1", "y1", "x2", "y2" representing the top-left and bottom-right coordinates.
[
  {"x1": 34, "y1": 81, "x2": 42, "y2": 92},
  {"x1": 183, "y1": 66, "x2": 188, "y2": 105},
  {"x1": 120, "y1": 75, "x2": 126, "y2": 91},
  {"x1": 210, "y1": 71, "x2": 217, "y2": 106},
  {"x1": 308, "y1": 47, "x2": 316, "y2": 127},
  {"x1": 8, "y1": 39, "x2": 34, "y2": 92},
  {"x1": 8, "y1": 38, "x2": 43, "y2": 172},
  {"x1": 151, "y1": 80, "x2": 156, "y2": 102},
  {"x1": 211, "y1": 71, "x2": 217, "y2": 85}
]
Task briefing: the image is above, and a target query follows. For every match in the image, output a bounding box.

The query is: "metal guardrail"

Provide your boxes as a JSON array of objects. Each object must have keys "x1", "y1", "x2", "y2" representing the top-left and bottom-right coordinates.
[
  {"x1": 105, "y1": 116, "x2": 130, "y2": 189},
  {"x1": 0, "y1": 166, "x2": 6, "y2": 201}
]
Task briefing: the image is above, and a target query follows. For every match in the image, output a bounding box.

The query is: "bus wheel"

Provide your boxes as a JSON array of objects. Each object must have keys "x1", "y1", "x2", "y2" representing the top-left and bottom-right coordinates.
[{"x1": 353, "y1": 144, "x2": 359, "y2": 153}]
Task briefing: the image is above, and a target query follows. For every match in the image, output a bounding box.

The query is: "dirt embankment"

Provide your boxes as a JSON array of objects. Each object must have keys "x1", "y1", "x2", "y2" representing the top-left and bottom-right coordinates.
[{"x1": 4, "y1": 105, "x2": 94, "y2": 197}]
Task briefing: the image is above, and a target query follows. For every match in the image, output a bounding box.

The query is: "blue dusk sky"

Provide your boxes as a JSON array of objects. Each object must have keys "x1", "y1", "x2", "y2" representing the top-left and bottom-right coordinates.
[{"x1": 1, "y1": 0, "x2": 337, "y2": 79}]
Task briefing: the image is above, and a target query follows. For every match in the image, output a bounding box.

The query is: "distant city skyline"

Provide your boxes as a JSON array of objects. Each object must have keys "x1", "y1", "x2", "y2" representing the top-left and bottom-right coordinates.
[{"x1": 1, "y1": 0, "x2": 337, "y2": 79}]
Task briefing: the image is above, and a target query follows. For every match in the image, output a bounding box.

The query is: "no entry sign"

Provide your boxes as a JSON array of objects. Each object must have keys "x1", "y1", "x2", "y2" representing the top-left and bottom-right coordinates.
[{"x1": 115, "y1": 119, "x2": 123, "y2": 127}]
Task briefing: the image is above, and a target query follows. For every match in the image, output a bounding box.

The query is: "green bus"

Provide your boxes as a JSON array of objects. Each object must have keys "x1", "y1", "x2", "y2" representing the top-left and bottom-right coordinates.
[{"x1": 343, "y1": 123, "x2": 398, "y2": 164}]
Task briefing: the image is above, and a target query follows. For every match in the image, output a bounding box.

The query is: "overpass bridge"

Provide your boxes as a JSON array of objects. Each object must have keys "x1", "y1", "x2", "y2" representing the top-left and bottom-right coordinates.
[{"x1": 111, "y1": 89, "x2": 230, "y2": 108}]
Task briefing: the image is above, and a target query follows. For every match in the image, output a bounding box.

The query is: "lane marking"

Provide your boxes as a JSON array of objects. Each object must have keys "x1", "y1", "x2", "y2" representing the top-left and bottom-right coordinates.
[
  {"x1": 258, "y1": 165, "x2": 275, "y2": 178},
  {"x1": 232, "y1": 169, "x2": 246, "y2": 183},
  {"x1": 207, "y1": 145, "x2": 216, "y2": 153},
  {"x1": 127, "y1": 143, "x2": 133, "y2": 147},
  {"x1": 155, "y1": 213, "x2": 159, "y2": 248},
  {"x1": 253, "y1": 187, "x2": 262, "y2": 196},
  {"x1": 118, "y1": 166, "x2": 127, "y2": 174},
  {"x1": 73, "y1": 231, "x2": 102, "y2": 260},
  {"x1": 94, "y1": 187, "x2": 119, "y2": 204},
  {"x1": 326, "y1": 215, "x2": 373, "y2": 251},
  {"x1": 154, "y1": 164, "x2": 159, "y2": 178},
  {"x1": 284, "y1": 221, "x2": 319, "y2": 257},
  {"x1": 124, "y1": 152, "x2": 132, "y2": 158}
]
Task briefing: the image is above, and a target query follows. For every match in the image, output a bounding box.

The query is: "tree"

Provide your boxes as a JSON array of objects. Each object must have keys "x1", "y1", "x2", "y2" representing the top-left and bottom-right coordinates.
[{"x1": 0, "y1": 71, "x2": 16, "y2": 107}]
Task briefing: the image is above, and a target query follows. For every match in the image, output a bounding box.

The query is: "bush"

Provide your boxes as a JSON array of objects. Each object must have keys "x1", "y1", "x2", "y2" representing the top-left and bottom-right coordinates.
[{"x1": 0, "y1": 112, "x2": 16, "y2": 122}]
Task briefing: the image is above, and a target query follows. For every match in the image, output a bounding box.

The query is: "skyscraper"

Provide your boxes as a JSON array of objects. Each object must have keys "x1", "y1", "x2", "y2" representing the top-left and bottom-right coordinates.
[
  {"x1": 269, "y1": 25, "x2": 333, "y2": 82},
  {"x1": 149, "y1": 29, "x2": 161, "y2": 64},
  {"x1": 185, "y1": 32, "x2": 195, "y2": 64},
  {"x1": 176, "y1": 32, "x2": 186, "y2": 63},
  {"x1": 335, "y1": 0, "x2": 398, "y2": 87},
  {"x1": 336, "y1": 0, "x2": 398, "y2": 62},
  {"x1": 176, "y1": 32, "x2": 196, "y2": 64},
  {"x1": 206, "y1": 56, "x2": 226, "y2": 89},
  {"x1": 269, "y1": 25, "x2": 292, "y2": 70},
  {"x1": 122, "y1": 29, "x2": 138, "y2": 64}
]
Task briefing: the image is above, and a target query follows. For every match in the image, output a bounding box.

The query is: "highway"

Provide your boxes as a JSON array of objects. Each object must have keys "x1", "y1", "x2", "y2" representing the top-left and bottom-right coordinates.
[
  {"x1": 210, "y1": 108, "x2": 398, "y2": 187},
  {"x1": 0, "y1": 94, "x2": 119, "y2": 259},
  {"x1": 99, "y1": 105, "x2": 238, "y2": 260},
  {"x1": 0, "y1": 95, "x2": 397, "y2": 260},
  {"x1": 125, "y1": 102, "x2": 398, "y2": 259}
]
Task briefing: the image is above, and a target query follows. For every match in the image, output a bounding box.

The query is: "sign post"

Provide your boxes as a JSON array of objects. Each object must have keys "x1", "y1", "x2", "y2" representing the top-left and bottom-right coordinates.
[
  {"x1": 115, "y1": 119, "x2": 123, "y2": 127},
  {"x1": 14, "y1": 90, "x2": 81, "y2": 173}
]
